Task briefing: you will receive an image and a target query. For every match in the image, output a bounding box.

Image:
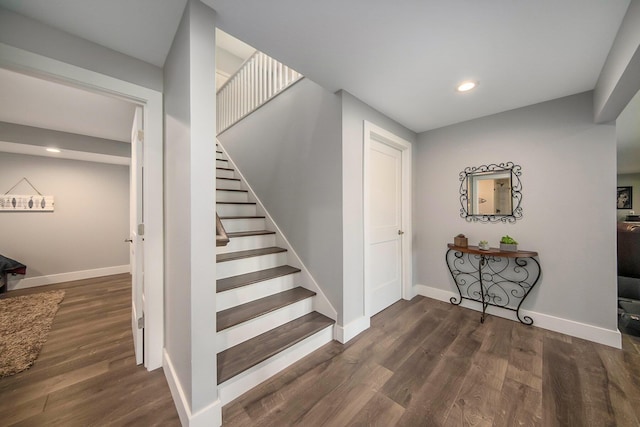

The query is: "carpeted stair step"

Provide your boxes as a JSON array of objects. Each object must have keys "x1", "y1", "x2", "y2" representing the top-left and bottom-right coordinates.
[
  {"x1": 217, "y1": 311, "x2": 334, "y2": 384},
  {"x1": 217, "y1": 287, "x2": 315, "y2": 332}
]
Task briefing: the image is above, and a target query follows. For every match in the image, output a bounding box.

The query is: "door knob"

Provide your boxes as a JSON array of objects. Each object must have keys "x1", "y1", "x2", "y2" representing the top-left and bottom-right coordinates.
[
  {"x1": 124, "y1": 239, "x2": 133, "y2": 243},
  {"x1": 398, "y1": 230, "x2": 404, "y2": 235}
]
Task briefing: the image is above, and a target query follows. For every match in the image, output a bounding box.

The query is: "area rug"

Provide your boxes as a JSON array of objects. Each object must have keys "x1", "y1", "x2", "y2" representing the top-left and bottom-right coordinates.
[{"x1": 0, "y1": 290, "x2": 65, "y2": 378}]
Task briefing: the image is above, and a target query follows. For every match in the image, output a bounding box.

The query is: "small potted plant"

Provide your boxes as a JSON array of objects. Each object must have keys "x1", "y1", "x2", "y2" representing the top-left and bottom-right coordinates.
[
  {"x1": 478, "y1": 240, "x2": 490, "y2": 250},
  {"x1": 500, "y1": 235, "x2": 518, "y2": 252}
]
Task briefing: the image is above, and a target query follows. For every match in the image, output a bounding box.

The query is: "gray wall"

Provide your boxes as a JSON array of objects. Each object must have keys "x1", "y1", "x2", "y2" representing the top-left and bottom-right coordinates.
[
  {"x1": 164, "y1": 0, "x2": 218, "y2": 417},
  {"x1": 339, "y1": 90, "x2": 417, "y2": 325},
  {"x1": 0, "y1": 152, "x2": 129, "y2": 278},
  {"x1": 416, "y1": 92, "x2": 618, "y2": 331},
  {"x1": 594, "y1": 1, "x2": 640, "y2": 122},
  {"x1": 0, "y1": 121, "x2": 131, "y2": 158},
  {"x1": 0, "y1": 7, "x2": 163, "y2": 91},
  {"x1": 218, "y1": 78, "x2": 344, "y2": 320}
]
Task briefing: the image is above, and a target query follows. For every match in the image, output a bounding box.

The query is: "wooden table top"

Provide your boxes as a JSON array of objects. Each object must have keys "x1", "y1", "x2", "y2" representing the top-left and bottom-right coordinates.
[{"x1": 447, "y1": 243, "x2": 538, "y2": 258}]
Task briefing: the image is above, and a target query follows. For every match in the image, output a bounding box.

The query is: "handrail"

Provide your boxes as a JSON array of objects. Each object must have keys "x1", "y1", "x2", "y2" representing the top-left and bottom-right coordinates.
[
  {"x1": 216, "y1": 213, "x2": 229, "y2": 247},
  {"x1": 217, "y1": 51, "x2": 303, "y2": 133}
]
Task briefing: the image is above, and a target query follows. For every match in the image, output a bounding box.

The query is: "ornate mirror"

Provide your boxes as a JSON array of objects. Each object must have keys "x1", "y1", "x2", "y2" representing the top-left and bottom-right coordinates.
[{"x1": 459, "y1": 162, "x2": 522, "y2": 223}]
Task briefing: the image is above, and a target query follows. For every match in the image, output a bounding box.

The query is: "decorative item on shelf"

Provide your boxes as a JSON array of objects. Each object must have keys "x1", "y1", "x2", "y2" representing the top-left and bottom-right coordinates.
[
  {"x1": 500, "y1": 235, "x2": 518, "y2": 252},
  {"x1": 454, "y1": 234, "x2": 468, "y2": 248},
  {"x1": 478, "y1": 240, "x2": 490, "y2": 250}
]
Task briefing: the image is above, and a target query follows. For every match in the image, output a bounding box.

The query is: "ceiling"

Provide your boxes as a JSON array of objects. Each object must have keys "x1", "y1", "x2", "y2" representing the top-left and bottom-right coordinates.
[{"x1": 0, "y1": 1, "x2": 637, "y2": 170}]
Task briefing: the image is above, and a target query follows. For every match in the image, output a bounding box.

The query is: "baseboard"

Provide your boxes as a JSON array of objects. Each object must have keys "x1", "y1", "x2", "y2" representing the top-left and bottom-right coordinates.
[
  {"x1": 414, "y1": 284, "x2": 622, "y2": 349},
  {"x1": 7, "y1": 265, "x2": 130, "y2": 290},
  {"x1": 163, "y1": 350, "x2": 223, "y2": 427},
  {"x1": 335, "y1": 315, "x2": 370, "y2": 344}
]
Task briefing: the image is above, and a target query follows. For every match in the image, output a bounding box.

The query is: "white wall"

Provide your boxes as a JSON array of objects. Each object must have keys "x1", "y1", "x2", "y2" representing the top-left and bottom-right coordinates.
[
  {"x1": 0, "y1": 152, "x2": 129, "y2": 283},
  {"x1": 218, "y1": 78, "x2": 344, "y2": 319},
  {"x1": 617, "y1": 173, "x2": 640, "y2": 221},
  {"x1": 163, "y1": 0, "x2": 219, "y2": 425},
  {"x1": 0, "y1": 7, "x2": 163, "y2": 91},
  {"x1": 416, "y1": 92, "x2": 618, "y2": 342},
  {"x1": 340, "y1": 90, "x2": 417, "y2": 328}
]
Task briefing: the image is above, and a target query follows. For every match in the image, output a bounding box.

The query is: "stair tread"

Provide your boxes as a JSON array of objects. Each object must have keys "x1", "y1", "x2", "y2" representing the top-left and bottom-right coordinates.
[
  {"x1": 217, "y1": 246, "x2": 286, "y2": 263},
  {"x1": 216, "y1": 167, "x2": 234, "y2": 171},
  {"x1": 217, "y1": 311, "x2": 334, "y2": 384},
  {"x1": 217, "y1": 265, "x2": 300, "y2": 293},
  {"x1": 217, "y1": 287, "x2": 316, "y2": 332},
  {"x1": 217, "y1": 188, "x2": 248, "y2": 193},
  {"x1": 226, "y1": 230, "x2": 275, "y2": 237},
  {"x1": 216, "y1": 177, "x2": 241, "y2": 181},
  {"x1": 217, "y1": 201, "x2": 255, "y2": 205},
  {"x1": 219, "y1": 215, "x2": 265, "y2": 219}
]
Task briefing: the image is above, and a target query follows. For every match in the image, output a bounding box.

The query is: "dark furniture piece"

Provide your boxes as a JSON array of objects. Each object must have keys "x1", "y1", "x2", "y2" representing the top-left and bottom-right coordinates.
[
  {"x1": 446, "y1": 244, "x2": 541, "y2": 325},
  {"x1": 617, "y1": 222, "x2": 640, "y2": 332},
  {"x1": 0, "y1": 254, "x2": 27, "y2": 293}
]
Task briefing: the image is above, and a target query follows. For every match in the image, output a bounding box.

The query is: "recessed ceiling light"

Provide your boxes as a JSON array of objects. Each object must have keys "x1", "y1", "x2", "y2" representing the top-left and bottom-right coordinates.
[
  {"x1": 457, "y1": 81, "x2": 478, "y2": 92},
  {"x1": 46, "y1": 148, "x2": 61, "y2": 153}
]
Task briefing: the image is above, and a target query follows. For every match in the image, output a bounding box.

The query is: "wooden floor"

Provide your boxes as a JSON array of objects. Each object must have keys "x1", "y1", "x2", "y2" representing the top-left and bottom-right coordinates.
[
  {"x1": 223, "y1": 296, "x2": 640, "y2": 426},
  {"x1": 4, "y1": 276, "x2": 640, "y2": 426},
  {"x1": 0, "y1": 274, "x2": 180, "y2": 426}
]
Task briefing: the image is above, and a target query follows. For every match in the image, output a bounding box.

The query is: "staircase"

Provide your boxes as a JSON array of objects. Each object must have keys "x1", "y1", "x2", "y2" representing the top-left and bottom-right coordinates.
[{"x1": 215, "y1": 144, "x2": 335, "y2": 404}]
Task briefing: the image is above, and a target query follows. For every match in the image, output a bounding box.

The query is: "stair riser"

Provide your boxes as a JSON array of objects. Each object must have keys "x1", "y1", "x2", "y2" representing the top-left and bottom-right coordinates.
[
  {"x1": 216, "y1": 298, "x2": 314, "y2": 352},
  {"x1": 217, "y1": 190, "x2": 249, "y2": 203},
  {"x1": 216, "y1": 273, "x2": 298, "y2": 311},
  {"x1": 216, "y1": 178, "x2": 241, "y2": 190},
  {"x1": 217, "y1": 252, "x2": 287, "y2": 279},
  {"x1": 216, "y1": 159, "x2": 230, "y2": 168},
  {"x1": 218, "y1": 325, "x2": 333, "y2": 405},
  {"x1": 220, "y1": 218, "x2": 266, "y2": 233},
  {"x1": 217, "y1": 233, "x2": 276, "y2": 254},
  {"x1": 216, "y1": 203, "x2": 256, "y2": 217},
  {"x1": 216, "y1": 169, "x2": 236, "y2": 179}
]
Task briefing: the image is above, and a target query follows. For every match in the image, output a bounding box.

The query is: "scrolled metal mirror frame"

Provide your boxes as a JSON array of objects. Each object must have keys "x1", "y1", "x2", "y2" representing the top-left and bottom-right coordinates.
[{"x1": 459, "y1": 162, "x2": 523, "y2": 223}]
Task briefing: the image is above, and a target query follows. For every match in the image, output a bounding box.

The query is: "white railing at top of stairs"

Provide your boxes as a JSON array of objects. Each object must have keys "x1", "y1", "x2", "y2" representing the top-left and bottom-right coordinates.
[{"x1": 217, "y1": 51, "x2": 303, "y2": 134}]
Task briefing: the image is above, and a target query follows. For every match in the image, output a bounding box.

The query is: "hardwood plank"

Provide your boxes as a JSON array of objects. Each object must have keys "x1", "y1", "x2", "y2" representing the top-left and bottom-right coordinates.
[
  {"x1": 542, "y1": 337, "x2": 586, "y2": 426},
  {"x1": 217, "y1": 312, "x2": 334, "y2": 384},
  {"x1": 216, "y1": 265, "x2": 300, "y2": 293},
  {"x1": 0, "y1": 275, "x2": 179, "y2": 426},
  {"x1": 216, "y1": 287, "x2": 315, "y2": 331},
  {"x1": 346, "y1": 391, "x2": 405, "y2": 427},
  {"x1": 216, "y1": 246, "x2": 286, "y2": 263},
  {"x1": 493, "y1": 378, "x2": 542, "y2": 427}
]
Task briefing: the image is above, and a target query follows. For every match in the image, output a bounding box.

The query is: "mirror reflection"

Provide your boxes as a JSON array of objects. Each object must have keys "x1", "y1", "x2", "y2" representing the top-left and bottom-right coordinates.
[{"x1": 459, "y1": 162, "x2": 523, "y2": 223}]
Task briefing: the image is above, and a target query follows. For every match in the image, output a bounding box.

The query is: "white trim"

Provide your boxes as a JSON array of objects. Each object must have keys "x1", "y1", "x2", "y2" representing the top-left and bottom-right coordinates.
[
  {"x1": 216, "y1": 140, "x2": 337, "y2": 321},
  {"x1": 414, "y1": 284, "x2": 622, "y2": 349},
  {"x1": 7, "y1": 265, "x2": 130, "y2": 290},
  {"x1": 163, "y1": 350, "x2": 223, "y2": 427},
  {"x1": 334, "y1": 315, "x2": 371, "y2": 344},
  {"x1": 363, "y1": 120, "x2": 413, "y2": 318},
  {"x1": 0, "y1": 42, "x2": 164, "y2": 371}
]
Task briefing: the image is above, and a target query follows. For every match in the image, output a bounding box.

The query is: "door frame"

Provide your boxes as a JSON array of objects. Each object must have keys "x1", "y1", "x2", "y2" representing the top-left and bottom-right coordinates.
[
  {"x1": 0, "y1": 42, "x2": 164, "y2": 370},
  {"x1": 363, "y1": 120, "x2": 413, "y2": 318}
]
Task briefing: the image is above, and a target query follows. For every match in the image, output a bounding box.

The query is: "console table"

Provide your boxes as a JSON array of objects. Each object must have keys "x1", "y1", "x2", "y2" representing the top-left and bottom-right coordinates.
[{"x1": 445, "y1": 244, "x2": 541, "y2": 325}]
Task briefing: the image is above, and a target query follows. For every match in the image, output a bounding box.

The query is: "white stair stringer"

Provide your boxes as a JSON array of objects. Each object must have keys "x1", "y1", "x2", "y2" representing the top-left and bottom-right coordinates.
[
  {"x1": 216, "y1": 140, "x2": 338, "y2": 323},
  {"x1": 218, "y1": 324, "x2": 333, "y2": 405}
]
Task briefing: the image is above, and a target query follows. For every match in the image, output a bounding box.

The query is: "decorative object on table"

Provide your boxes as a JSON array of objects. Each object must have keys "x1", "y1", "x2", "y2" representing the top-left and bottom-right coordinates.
[
  {"x1": 0, "y1": 290, "x2": 65, "y2": 378},
  {"x1": 446, "y1": 243, "x2": 541, "y2": 325},
  {"x1": 454, "y1": 234, "x2": 468, "y2": 248},
  {"x1": 459, "y1": 162, "x2": 523, "y2": 223},
  {"x1": 478, "y1": 240, "x2": 490, "y2": 250},
  {"x1": 499, "y1": 235, "x2": 518, "y2": 252},
  {"x1": 1, "y1": 177, "x2": 54, "y2": 212}
]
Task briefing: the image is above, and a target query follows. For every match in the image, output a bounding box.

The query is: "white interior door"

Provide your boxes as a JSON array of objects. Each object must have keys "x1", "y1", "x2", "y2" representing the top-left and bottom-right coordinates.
[
  {"x1": 130, "y1": 106, "x2": 144, "y2": 365},
  {"x1": 366, "y1": 137, "x2": 403, "y2": 316}
]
